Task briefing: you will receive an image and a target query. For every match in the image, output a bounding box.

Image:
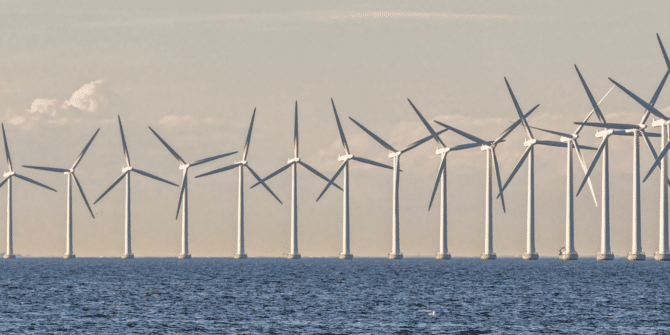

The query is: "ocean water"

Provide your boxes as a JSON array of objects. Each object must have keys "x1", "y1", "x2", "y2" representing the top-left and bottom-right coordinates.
[{"x1": 1, "y1": 257, "x2": 669, "y2": 334}]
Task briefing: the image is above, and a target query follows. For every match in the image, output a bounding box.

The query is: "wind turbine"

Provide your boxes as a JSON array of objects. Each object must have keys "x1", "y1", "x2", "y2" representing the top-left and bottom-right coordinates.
[
  {"x1": 435, "y1": 86, "x2": 537, "y2": 261},
  {"x1": 1, "y1": 124, "x2": 57, "y2": 259},
  {"x1": 23, "y1": 128, "x2": 99, "y2": 259},
  {"x1": 315, "y1": 99, "x2": 393, "y2": 260},
  {"x1": 147, "y1": 126, "x2": 237, "y2": 259},
  {"x1": 577, "y1": 77, "x2": 665, "y2": 261},
  {"x1": 407, "y1": 99, "x2": 482, "y2": 260},
  {"x1": 250, "y1": 102, "x2": 341, "y2": 260},
  {"x1": 94, "y1": 116, "x2": 178, "y2": 259},
  {"x1": 195, "y1": 108, "x2": 283, "y2": 259},
  {"x1": 348, "y1": 106, "x2": 454, "y2": 260}
]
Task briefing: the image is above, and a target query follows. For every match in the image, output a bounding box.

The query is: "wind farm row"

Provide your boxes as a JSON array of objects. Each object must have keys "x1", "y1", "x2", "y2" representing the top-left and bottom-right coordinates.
[{"x1": 3, "y1": 34, "x2": 670, "y2": 262}]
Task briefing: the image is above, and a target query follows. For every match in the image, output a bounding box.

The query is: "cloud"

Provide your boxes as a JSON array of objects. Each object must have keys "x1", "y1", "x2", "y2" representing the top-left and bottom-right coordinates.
[
  {"x1": 158, "y1": 114, "x2": 194, "y2": 127},
  {"x1": 62, "y1": 79, "x2": 105, "y2": 113},
  {"x1": 27, "y1": 98, "x2": 58, "y2": 116},
  {"x1": 8, "y1": 116, "x2": 25, "y2": 125}
]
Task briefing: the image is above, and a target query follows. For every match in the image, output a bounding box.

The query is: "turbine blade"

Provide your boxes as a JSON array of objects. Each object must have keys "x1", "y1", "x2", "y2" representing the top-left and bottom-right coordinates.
[
  {"x1": 644, "y1": 139, "x2": 670, "y2": 182},
  {"x1": 246, "y1": 165, "x2": 282, "y2": 204},
  {"x1": 428, "y1": 155, "x2": 447, "y2": 211},
  {"x1": 242, "y1": 108, "x2": 256, "y2": 161},
  {"x1": 2, "y1": 124, "x2": 13, "y2": 171},
  {"x1": 535, "y1": 140, "x2": 568, "y2": 148},
  {"x1": 132, "y1": 169, "x2": 178, "y2": 187},
  {"x1": 573, "y1": 122, "x2": 638, "y2": 130},
  {"x1": 574, "y1": 65, "x2": 608, "y2": 124},
  {"x1": 294, "y1": 101, "x2": 299, "y2": 158},
  {"x1": 449, "y1": 142, "x2": 482, "y2": 152},
  {"x1": 14, "y1": 174, "x2": 57, "y2": 192},
  {"x1": 504, "y1": 77, "x2": 534, "y2": 139},
  {"x1": 331, "y1": 99, "x2": 350, "y2": 155},
  {"x1": 21, "y1": 165, "x2": 69, "y2": 173},
  {"x1": 94, "y1": 171, "x2": 128, "y2": 204},
  {"x1": 250, "y1": 162, "x2": 292, "y2": 189},
  {"x1": 407, "y1": 98, "x2": 446, "y2": 147},
  {"x1": 71, "y1": 128, "x2": 100, "y2": 170},
  {"x1": 71, "y1": 173, "x2": 95, "y2": 219},
  {"x1": 348, "y1": 117, "x2": 397, "y2": 152},
  {"x1": 148, "y1": 126, "x2": 186, "y2": 165},
  {"x1": 0, "y1": 176, "x2": 8, "y2": 189},
  {"x1": 491, "y1": 149, "x2": 505, "y2": 213},
  {"x1": 659, "y1": 34, "x2": 670, "y2": 70},
  {"x1": 529, "y1": 126, "x2": 572, "y2": 138},
  {"x1": 609, "y1": 78, "x2": 669, "y2": 121},
  {"x1": 574, "y1": 110, "x2": 595, "y2": 135},
  {"x1": 577, "y1": 137, "x2": 608, "y2": 196},
  {"x1": 194, "y1": 163, "x2": 241, "y2": 178},
  {"x1": 433, "y1": 120, "x2": 486, "y2": 145},
  {"x1": 316, "y1": 160, "x2": 346, "y2": 202},
  {"x1": 641, "y1": 131, "x2": 659, "y2": 161},
  {"x1": 350, "y1": 156, "x2": 393, "y2": 169},
  {"x1": 191, "y1": 151, "x2": 238, "y2": 167},
  {"x1": 642, "y1": 70, "x2": 670, "y2": 124},
  {"x1": 497, "y1": 145, "x2": 532, "y2": 199},
  {"x1": 400, "y1": 128, "x2": 448, "y2": 154},
  {"x1": 495, "y1": 104, "x2": 540, "y2": 144},
  {"x1": 298, "y1": 161, "x2": 343, "y2": 190},
  {"x1": 576, "y1": 144, "x2": 598, "y2": 151},
  {"x1": 117, "y1": 116, "x2": 131, "y2": 166},
  {"x1": 175, "y1": 172, "x2": 188, "y2": 220},
  {"x1": 573, "y1": 141, "x2": 597, "y2": 206}
]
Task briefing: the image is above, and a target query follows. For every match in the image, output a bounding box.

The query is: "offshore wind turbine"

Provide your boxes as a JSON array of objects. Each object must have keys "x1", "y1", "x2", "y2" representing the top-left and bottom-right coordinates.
[
  {"x1": 147, "y1": 126, "x2": 238, "y2": 259},
  {"x1": 578, "y1": 77, "x2": 665, "y2": 261},
  {"x1": 94, "y1": 116, "x2": 178, "y2": 259},
  {"x1": 23, "y1": 128, "x2": 99, "y2": 259},
  {"x1": 349, "y1": 111, "x2": 449, "y2": 260},
  {"x1": 251, "y1": 102, "x2": 341, "y2": 260},
  {"x1": 195, "y1": 108, "x2": 284, "y2": 259},
  {"x1": 315, "y1": 99, "x2": 393, "y2": 260},
  {"x1": 1, "y1": 124, "x2": 57, "y2": 259},
  {"x1": 407, "y1": 99, "x2": 481, "y2": 260},
  {"x1": 435, "y1": 90, "x2": 536, "y2": 261}
]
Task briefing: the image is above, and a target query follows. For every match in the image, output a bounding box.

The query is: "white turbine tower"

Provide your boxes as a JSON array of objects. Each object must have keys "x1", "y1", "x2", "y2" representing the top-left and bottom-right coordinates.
[
  {"x1": 251, "y1": 102, "x2": 341, "y2": 260},
  {"x1": 315, "y1": 99, "x2": 393, "y2": 260},
  {"x1": 23, "y1": 128, "x2": 100, "y2": 259},
  {"x1": 407, "y1": 99, "x2": 481, "y2": 260},
  {"x1": 94, "y1": 116, "x2": 178, "y2": 259},
  {"x1": 1, "y1": 124, "x2": 57, "y2": 259},
  {"x1": 578, "y1": 78, "x2": 665, "y2": 261},
  {"x1": 434, "y1": 89, "x2": 536, "y2": 261},
  {"x1": 195, "y1": 108, "x2": 283, "y2": 259},
  {"x1": 147, "y1": 126, "x2": 238, "y2": 259}
]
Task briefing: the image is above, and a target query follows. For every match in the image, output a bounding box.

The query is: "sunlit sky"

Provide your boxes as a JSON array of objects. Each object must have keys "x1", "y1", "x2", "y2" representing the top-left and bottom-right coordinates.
[{"x1": 1, "y1": 1, "x2": 670, "y2": 257}]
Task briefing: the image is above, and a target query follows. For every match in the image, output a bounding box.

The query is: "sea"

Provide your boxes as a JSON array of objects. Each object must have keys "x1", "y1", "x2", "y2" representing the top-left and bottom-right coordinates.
[{"x1": 1, "y1": 257, "x2": 669, "y2": 334}]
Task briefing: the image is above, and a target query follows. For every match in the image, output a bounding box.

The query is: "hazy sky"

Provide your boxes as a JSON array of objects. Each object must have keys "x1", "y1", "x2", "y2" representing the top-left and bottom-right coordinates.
[{"x1": 1, "y1": 1, "x2": 670, "y2": 258}]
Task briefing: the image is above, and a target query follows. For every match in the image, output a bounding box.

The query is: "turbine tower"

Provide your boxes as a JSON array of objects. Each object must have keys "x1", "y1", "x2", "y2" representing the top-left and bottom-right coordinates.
[
  {"x1": 147, "y1": 126, "x2": 238, "y2": 259},
  {"x1": 1, "y1": 124, "x2": 57, "y2": 259},
  {"x1": 407, "y1": 99, "x2": 481, "y2": 260},
  {"x1": 251, "y1": 102, "x2": 341, "y2": 260},
  {"x1": 315, "y1": 99, "x2": 393, "y2": 260},
  {"x1": 195, "y1": 108, "x2": 283, "y2": 259},
  {"x1": 23, "y1": 128, "x2": 100, "y2": 259},
  {"x1": 94, "y1": 116, "x2": 178, "y2": 259},
  {"x1": 578, "y1": 78, "x2": 665, "y2": 261}
]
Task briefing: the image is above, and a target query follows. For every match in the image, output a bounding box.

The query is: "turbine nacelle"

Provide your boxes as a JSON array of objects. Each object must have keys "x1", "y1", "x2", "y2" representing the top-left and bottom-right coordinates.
[
  {"x1": 652, "y1": 119, "x2": 669, "y2": 127},
  {"x1": 480, "y1": 145, "x2": 492, "y2": 151},
  {"x1": 3, "y1": 171, "x2": 14, "y2": 178},
  {"x1": 287, "y1": 157, "x2": 300, "y2": 164},
  {"x1": 435, "y1": 147, "x2": 450, "y2": 155},
  {"x1": 338, "y1": 154, "x2": 353, "y2": 162},
  {"x1": 122, "y1": 166, "x2": 133, "y2": 173},
  {"x1": 523, "y1": 139, "x2": 537, "y2": 147},
  {"x1": 179, "y1": 164, "x2": 190, "y2": 171},
  {"x1": 596, "y1": 129, "x2": 614, "y2": 138},
  {"x1": 388, "y1": 151, "x2": 401, "y2": 158},
  {"x1": 625, "y1": 125, "x2": 646, "y2": 134},
  {"x1": 63, "y1": 169, "x2": 74, "y2": 175},
  {"x1": 560, "y1": 137, "x2": 573, "y2": 143},
  {"x1": 235, "y1": 160, "x2": 248, "y2": 166}
]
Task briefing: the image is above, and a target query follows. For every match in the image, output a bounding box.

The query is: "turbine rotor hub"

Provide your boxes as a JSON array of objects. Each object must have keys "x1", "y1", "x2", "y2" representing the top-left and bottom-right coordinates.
[
  {"x1": 435, "y1": 147, "x2": 450, "y2": 155},
  {"x1": 288, "y1": 157, "x2": 300, "y2": 164},
  {"x1": 523, "y1": 139, "x2": 537, "y2": 147},
  {"x1": 388, "y1": 151, "x2": 401, "y2": 158},
  {"x1": 179, "y1": 164, "x2": 190, "y2": 171},
  {"x1": 122, "y1": 166, "x2": 133, "y2": 173},
  {"x1": 3, "y1": 171, "x2": 14, "y2": 178},
  {"x1": 338, "y1": 154, "x2": 353, "y2": 162},
  {"x1": 236, "y1": 160, "x2": 247, "y2": 166}
]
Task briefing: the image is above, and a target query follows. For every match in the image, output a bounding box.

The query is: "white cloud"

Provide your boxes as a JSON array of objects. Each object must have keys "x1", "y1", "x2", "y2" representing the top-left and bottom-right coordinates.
[
  {"x1": 27, "y1": 98, "x2": 58, "y2": 116},
  {"x1": 8, "y1": 116, "x2": 25, "y2": 125},
  {"x1": 62, "y1": 79, "x2": 105, "y2": 113},
  {"x1": 158, "y1": 114, "x2": 194, "y2": 127}
]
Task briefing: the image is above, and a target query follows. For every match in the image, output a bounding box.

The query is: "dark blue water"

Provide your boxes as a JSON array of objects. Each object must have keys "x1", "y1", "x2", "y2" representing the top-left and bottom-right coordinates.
[{"x1": 1, "y1": 258, "x2": 669, "y2": 334}]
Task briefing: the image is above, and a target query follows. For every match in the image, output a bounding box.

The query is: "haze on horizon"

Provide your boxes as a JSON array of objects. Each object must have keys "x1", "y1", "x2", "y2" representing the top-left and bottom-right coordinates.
[{"x1": 1, "y1": 0, "x2": 670, "y2": 258}]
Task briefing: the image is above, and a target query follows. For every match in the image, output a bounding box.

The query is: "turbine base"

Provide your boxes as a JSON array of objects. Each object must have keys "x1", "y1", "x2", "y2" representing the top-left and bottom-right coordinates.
[
  {"x1": 287, "y1": 253, "x2": 301, "y2": 260},
  {"x1": 338, "y1": 253, "x2": 353, "y2": 260},
  {"x1": 627, "y1": 252, "x2": 645, "y2": 261},
  {"x1": 233, "y1": 253, "x2": 247, "y2": 260},
  {"x1": 559, "y1": 252, "x2": 578, "y2": 261},
  {"x1": 654, "y1": 252, "x2": 670, "y2": 261},
  {"x1": 597, "y1": 252, "x2": 614, "y2": 261},
  {"x1": 435, "y1": 253, "x2": 451, "y2": 260},
  {"x1": 480, "y1": 253, "x2": 496, "y2": 261},
  {"x1": 388, "y1": 253, "x2": 403, "y2": 260},
  {"x1": 63, "y1": 254, "x2": 76, "y2": 260},
  {"x1": 3, "y1": 254, "x2": 15, "y2": 259},
  {"x1": 178, "y1": 253, "x2": 191, "y2": 260},
  {"x1": 522, "y1": 253, "x2": 539, "y2": 261},
  {"x1": 122, "y1": 254, "x2": 134, "y2": 260}
]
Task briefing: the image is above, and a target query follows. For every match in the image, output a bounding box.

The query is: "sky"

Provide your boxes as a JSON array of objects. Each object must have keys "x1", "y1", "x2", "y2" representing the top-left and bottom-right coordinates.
[{"x1": 1, "y1": 0, "x2": 670, "y2": 258}]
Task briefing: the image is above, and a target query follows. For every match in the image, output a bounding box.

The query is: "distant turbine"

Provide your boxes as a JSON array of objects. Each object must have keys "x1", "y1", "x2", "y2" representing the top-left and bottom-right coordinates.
[
  {"x1": 23, "y1": 128, "x2": 100, "y2": 259},
  {"x1": 251, "y1": 102, "x2": 341, "y2": 260},
  {"x1": 407, "y1": 99, "x2": 480, "y2": 260},
  {"x1": 148, "y1": 126, "x2": 237, "y2": 259},
  {"x1": 316, "y1": 99, "x2": 393, "y2": 260},
  {"x1": 94, "y1": 116, "x2": 178, "y2": 259},
  {"x1": 435, "y1": 83, "x2": 535, "y2": 261},
  {"x1": 196, "y1": 108, "x2": 283, "y2": 259},
  {"x1": 1, "y1": 123, "x2": 57, "y2": 259}
]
